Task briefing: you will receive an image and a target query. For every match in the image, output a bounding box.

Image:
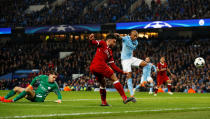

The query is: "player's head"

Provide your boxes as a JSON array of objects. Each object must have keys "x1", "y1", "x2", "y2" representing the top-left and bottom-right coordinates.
[
  {"x1": 106, "y1": 33, "x2": 117, "y2": 48},
  {"x1": 48, "y1": 70, "x2": 58, "y2": 82},
  {"x1": 145, "y1": 57, "x2": 150, "y2": 63},
  {"x1": 130, "y1": 30, "x2": 138, "y2": 41},
  {"x1": 160, "y1": 57, "x2": 165, "y2": 63}
]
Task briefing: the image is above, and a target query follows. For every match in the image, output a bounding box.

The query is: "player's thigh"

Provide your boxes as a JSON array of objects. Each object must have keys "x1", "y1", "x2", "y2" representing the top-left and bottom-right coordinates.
[
  {"x1": 25, "y1": 87, "x2": 36, "y2": 98},
  {"x1": 147, "y1": 77, "x2": 153, "y2": 83},
  {"x1": 13, "y1": 86, "x2": 25, "y2": 93},
  {"x1": 140, "y1": 76, "x2": 146, "y2": 84},
  {"x1": 164, "y1": 77, "x2": 171, "y2": 83},
  {"x1": 157, "y1": 77, "x2": 163, "y2": 86},
  {"x1": 131, "y1": 57, "x2": 144, "y2": 67},
  {"x1": 121, "y1": 59, "x2": 132, "y2": 72},
  {"x1": 95, "y1": 74, "x2": 106, "y2": 88},
  {"x1": 91, "y1": 64, "x2": 114, "y2": 78}
]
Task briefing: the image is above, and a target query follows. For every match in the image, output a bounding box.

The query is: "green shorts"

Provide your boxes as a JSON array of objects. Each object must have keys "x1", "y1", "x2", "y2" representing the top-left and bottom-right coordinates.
[
  {"x1": 26, "y1": 91, "x2": 44, "y2": 102},
  {"x1": 30, "y1": 95, "x2": 44, "y2": 102}
]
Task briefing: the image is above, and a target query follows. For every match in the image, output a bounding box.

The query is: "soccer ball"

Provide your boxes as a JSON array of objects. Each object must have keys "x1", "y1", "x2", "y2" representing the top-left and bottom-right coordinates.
[{"x1": 194, "y1": 57, "x2": 205, "y2": 68}]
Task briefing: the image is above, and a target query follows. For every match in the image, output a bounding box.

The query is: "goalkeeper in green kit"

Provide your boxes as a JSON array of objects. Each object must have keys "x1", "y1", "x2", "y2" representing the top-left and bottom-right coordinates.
[{"x1": 0, "y1": 71, "x2": 62, "y2": 103}]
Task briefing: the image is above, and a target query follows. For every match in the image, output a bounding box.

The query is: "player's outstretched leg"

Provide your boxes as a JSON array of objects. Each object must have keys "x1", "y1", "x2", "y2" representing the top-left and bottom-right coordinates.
[
  {"x1": 111, "y1": 74, "x2": 134, "y2": 104},
  {"x1": 1, "y1": 86, "x2": 24, "y2": 102},
  {"x1": 3, "y1": 86, "x2": 35, "y2": 103}
]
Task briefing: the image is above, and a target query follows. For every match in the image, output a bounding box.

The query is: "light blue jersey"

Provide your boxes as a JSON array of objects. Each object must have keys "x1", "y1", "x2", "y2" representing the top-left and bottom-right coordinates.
[
  {"x1": 121, "y1": 36, "x2": 138, "y2": 60},
  {"x1": 142, "y1": 63, "x2": 157, "y2": 80}
]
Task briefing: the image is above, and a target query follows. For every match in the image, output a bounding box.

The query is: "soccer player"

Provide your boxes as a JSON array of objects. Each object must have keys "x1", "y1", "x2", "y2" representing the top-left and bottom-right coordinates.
[
  {"x1": 116, "y1": 30, "x2": 147, "y2": 99},
  {"x1": 154, "y1": 57, "x2": 175, "y2": 96},
  {"x1": 89, "y1": 33, "x2": 134, "y2": 106},
  {"x1": 134, "y1": 57, "x2": 156, "y2": 94},
  {"x1": 0, "y1": 71, "x2": 62, "y2": 103}
]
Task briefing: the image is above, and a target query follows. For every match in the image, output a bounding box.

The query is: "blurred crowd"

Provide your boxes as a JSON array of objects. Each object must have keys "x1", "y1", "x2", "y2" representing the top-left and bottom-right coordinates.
[
  {"x1": 0, "y1": 36, "x2": 209, "y2": 93},
  {"x1": 1, "y1": 0, "x2": 210, "y2": 27}
]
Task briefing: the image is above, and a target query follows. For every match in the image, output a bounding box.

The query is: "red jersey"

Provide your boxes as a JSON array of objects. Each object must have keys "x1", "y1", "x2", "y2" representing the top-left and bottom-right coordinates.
[
  {"x1": 90, "y1": 40, "x2": 123, "y2": 74},
  {"x1": 157, "y1": 62, "x2": 168, "y2": 77}
]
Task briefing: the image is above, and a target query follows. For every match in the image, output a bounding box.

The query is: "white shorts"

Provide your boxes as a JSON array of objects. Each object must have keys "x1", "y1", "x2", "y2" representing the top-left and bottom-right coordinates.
[
  {"x1": 121, "y1": 57, "x2": 143, "y2": 72},
  {"x1": 140, "y1": 76, "x2": 153, "y2": 84}
]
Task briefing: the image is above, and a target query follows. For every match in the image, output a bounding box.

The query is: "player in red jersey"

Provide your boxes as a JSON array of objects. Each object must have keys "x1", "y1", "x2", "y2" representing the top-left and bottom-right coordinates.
[
  {"x1": 89, "y1": 33, "x2": 135, "y2": 106},
  {"x1": 154, "y1": 57, "x2": 175, "y2": 96}
]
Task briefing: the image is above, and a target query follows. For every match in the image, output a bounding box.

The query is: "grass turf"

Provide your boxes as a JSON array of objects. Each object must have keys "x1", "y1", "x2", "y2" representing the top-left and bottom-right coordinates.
[{"x1": 0, "y1": 91, "x2": 210, "y2": 119}]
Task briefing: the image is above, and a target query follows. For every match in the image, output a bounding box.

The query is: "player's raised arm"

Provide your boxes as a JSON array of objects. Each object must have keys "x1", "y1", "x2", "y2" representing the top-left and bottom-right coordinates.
[
  {"x1": 53, "y1": 82, "x2": 62, "y2": 103},
  {"x1": 89, "y1": 33, "x2": 104, "y2": 46},
  {"x1": 167, "y1": 68, "x2": 176, "y2": 78}
]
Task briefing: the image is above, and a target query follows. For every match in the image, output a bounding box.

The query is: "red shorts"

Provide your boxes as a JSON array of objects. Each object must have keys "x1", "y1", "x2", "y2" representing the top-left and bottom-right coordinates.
[
  {"x1": 90, "y1": 64, "x2": 114, "y2": 79},
  {"x1": 157, "y1": 76, "x2": 169, "y2": 86}
]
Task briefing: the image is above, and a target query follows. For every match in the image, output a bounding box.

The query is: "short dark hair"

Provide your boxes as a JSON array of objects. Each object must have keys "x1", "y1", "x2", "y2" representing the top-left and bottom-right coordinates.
[
  {"x1": 49, "y1": 70, "x2": 58, "y2": 76},
  {"x1": 106, "y1": 33, "x2": 117, "y2": 40}
]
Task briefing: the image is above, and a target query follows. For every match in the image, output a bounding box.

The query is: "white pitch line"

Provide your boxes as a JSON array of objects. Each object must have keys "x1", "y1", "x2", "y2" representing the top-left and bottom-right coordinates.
[
  {"x1": 45, "y1": 96, "x2": 210, "y2": 102},
  {"x1": 0, "y1": 107, "x2": 210, "y2": 119}
]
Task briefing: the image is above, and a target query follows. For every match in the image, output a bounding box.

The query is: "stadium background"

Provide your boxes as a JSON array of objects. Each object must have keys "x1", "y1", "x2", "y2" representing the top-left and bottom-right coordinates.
[
  {"x1": 0, "y1": 0, "x2": 209, "y2": 93},
  {"x1": 0, "y1": 0, "x2": 210, "y2": 119}
]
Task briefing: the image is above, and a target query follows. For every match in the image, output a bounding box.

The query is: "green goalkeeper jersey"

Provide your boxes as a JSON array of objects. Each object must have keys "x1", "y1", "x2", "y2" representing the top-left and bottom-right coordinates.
[{"x1": 30, "y1": 75, "x2": 62, "y2": 102}]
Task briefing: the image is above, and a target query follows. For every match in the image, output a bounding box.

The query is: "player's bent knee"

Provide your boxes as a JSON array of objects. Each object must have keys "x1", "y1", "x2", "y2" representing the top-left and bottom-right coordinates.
[
  {"x1": 110, "y1": 74, "x2": 118, "y2": 82},
  {"x1": 25, "y1": 87, "x2": 32, "y2": 92},
  {"x1": 14, "y1": 86, "x2": 20, "y2": 91},
  {"x1": 140, "y1": 61, "x2": 147, "y2": 67}
]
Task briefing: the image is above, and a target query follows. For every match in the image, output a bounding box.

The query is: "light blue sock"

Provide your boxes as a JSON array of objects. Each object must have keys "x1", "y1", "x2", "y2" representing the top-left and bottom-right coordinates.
[
  {"x1": 127, "y1": 78, "x2": 134, "y2": 96},
  {"x1": 135, "y1": 84, "x2": 140, "y2": 89},
  {"x1": 149, "y1": 83, "x2": 154, "y2": 92}
]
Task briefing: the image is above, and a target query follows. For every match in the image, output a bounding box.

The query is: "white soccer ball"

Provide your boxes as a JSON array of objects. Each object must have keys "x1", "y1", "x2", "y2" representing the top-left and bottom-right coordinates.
[{"x1": 194, "y1": 57, "x2": 205, "y2": 68}]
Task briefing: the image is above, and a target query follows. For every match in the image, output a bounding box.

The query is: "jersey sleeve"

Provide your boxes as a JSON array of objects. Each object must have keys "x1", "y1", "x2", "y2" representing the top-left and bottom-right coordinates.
[
  {"x1": 152, "y1": 65, "x2": 157, "y2": 73},
  {"x1": 90, "y1": 40, "x2": 105, "y2": 47},
  {"x1": 30, "y1": 75, "x2": 45, "y2": 86},
  {"x1": 157, "y1": 63, "x2": 160, "y2": 70},
  {"x1": 108, "y1": 57, "x2": 124, "y2": 74},
  {"x1": 53, "y1": 82, "x2": 62, "y2": 100},
  {"x1": 122, "y1": 36, "x2": 127, "y2": 42}
]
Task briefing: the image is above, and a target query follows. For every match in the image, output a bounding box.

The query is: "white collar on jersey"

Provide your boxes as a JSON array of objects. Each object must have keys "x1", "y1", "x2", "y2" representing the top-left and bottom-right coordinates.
[{"x1": 160, "y1": 62, "x2": 164, "y2": 65}]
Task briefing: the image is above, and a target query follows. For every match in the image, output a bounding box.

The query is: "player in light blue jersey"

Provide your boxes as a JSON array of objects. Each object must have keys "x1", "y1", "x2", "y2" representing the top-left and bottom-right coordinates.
[
  {"x1": 116, "y1": 30, "x2": 147, "y2": 101},
  {"x1": 134, "y1": 57, "x2": 156, "y2": 94}
]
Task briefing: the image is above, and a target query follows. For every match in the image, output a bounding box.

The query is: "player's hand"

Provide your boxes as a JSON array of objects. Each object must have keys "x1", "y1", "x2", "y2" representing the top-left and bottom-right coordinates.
[
  {"x1": 171, "y1": 74, "x2": 176, "y2": 79},
  {"x1": 55, "y1": 99, "x2": 62, "y2": 104},
  {"x1": 123, "y1": 72, "x2": 129, "y2": 76},
  {"x1": 89, "y1": 34, "x2": 95, "y2": 41},
  {"x1": 114, "y1": 33, "x2": 120, "y2": 36},
  {"x1": 152, "y1": 72, "x2": 156, "y2": 76}
]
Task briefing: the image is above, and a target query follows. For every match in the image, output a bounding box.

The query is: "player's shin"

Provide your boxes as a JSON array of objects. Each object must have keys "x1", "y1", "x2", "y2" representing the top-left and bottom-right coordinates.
[
  {"x1": 113, "y1": 80, "x2": 127, "y2": 101},
  {"x1": 99, "y1": 87, "x2": 107, "y2": 104},
  {"x1": 127, "y1": 78, "x2": 134, "y2": 97},
  {"x1": 13, "y1": 90, "x2": 27, "y2": 102},
  {"x1": 154, "y1": 87, "x2": 158, "y2": 94},
  {"x1": 4, "y1": 90, "x2": 16, "y2": 99},
  {"x1": 149, "y1": 83, "x2": 154, "y2": 93},
  {"x1": 167, "y1": 83, "x2": 172, "y2": 92}
]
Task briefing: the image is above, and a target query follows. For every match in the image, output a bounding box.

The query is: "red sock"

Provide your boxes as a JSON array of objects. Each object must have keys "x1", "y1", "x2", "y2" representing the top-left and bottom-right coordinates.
[
  {"x1": 155, "y1": 87, "x2": 158, "y2": 94},
  {"x1": 113, "y1": 81, "x2": 127, "y2": 101},
  {"x1": 100, "y1": 88, "x2": 107, "y2": 104},
  {"x1": 167, "y1": 84, "x2": 171, "y2": 92}
]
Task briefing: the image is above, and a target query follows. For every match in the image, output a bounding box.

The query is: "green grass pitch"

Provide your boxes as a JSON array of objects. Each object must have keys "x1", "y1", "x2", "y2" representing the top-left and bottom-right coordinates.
[{"x1": 0, "y1": 90, "x2": 210, "y2": 119}]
